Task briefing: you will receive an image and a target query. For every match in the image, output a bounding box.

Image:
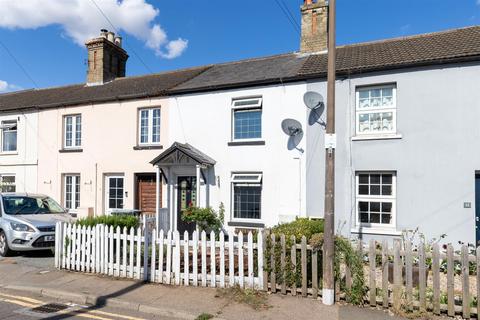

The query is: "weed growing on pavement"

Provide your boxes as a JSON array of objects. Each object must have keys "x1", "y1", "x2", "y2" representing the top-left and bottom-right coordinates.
[
  {"x1": 195, "y1": 313, "x2": 214, "y2": 320},
  {"x1": 215, "y1": 286, "x2": 270, "y2": 310}
]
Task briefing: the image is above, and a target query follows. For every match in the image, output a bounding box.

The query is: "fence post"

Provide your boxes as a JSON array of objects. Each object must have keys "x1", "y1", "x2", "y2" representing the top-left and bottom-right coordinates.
[
  {"x1": 382, "y1": 240, "x2": 389, "y2": 308},
  {"x1": 369, "y1": 239, "x2": 376, "y2": 307},
  {"x1": 174, "y1": 231, "x2": 181, "y2": 285},
  {"x1": 54, "y1": 222, "x2": 61, "y2": 269},
  {"x1": 405, "y1": 240, "x2": 413, "y2": 312},
  {"x1": 270, "y1": 233, "x2": 276, "y2": 293},
  {"x1": 258, "y1": 231, "x2": 265, "y2": 291},
  {"x1": 184, "y1": 230, "x2": 190, "y2": 286},
  {"x1": 220, "y1": 231, "x2": 225, "y2": 288},
  {"x1": 247, "y1": 232, "x2": 254, "y2": 289},
  {"x1": 447, "y1": 244, "x2": 454, "y2": 317},
  {"x1": 301, "y1": 236, "x2": 307, "y2": 297},
  {"x1": 461, "y1": 245, "x2": 470, "y2": 319},
  {"x1": 419, "y1": 241, "x2": 426, "y2": 312},
  {"x1": 432, "y1": 243, "x2": 440, "y2": 315},
  {"x1": 151, "y1": 229, "x2": 157, "y2": 282},
  {"x1": 210, "y1": 231, "x2": 216, "y2": 288},
  {"x1": 393, "y1": 239, "x2": 402, "y2": 311},
  {"x1": 143, "y1": 225, "x2": 150, "y2": 281}
]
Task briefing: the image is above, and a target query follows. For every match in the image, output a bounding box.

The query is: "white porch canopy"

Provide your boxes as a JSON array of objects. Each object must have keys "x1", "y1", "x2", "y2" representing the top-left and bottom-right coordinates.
[{"x1": 150, "y1": 142, "x2": 216, "y2": 232}]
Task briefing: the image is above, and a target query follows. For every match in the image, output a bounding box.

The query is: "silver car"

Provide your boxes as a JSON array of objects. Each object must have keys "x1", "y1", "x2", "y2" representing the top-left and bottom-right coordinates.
[{"x1": 0, "y1": 193, "x2": 73, "y2": 257}]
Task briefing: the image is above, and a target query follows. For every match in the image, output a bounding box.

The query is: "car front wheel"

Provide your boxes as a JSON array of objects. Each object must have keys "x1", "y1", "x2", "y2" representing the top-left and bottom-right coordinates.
[{"x1": 0, "y1": 231, "x2": 12, "y2": 257}]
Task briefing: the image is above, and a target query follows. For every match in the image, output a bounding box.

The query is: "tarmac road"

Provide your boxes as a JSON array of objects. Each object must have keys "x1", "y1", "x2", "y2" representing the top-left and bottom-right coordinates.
[{"x1": 0, "y1": 289, "x2": 178, "y2": 320}]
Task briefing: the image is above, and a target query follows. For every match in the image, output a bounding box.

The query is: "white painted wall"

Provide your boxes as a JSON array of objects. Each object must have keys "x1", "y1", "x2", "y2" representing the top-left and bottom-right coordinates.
[
  {"x1": 0, "y1": 110, "x2": 38, "y2": 193},
  {"x1": 169, "y1": 83, "x2": 308, "y2": 229},
  {"x1": 306, "y1": 62, "x2": 480, "y2": 245},
  {"x1": 37, "y1": 98, "x2": 170, "y2": 216}
]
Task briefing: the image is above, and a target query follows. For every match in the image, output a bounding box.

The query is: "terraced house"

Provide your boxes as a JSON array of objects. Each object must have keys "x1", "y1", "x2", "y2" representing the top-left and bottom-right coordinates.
[{"x1": 1, "y1": 0, "x2": 480, "y2": 245}]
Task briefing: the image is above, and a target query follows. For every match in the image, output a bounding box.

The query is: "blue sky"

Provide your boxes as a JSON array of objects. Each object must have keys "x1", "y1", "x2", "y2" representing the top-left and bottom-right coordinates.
[{"x1": 0, "y1": 0, "x2": 479, "y2": 91}]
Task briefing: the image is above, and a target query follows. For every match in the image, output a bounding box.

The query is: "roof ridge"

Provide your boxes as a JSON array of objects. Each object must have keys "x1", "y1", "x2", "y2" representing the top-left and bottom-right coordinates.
[{"x1": 337, "y1": 25, "x2": 480, "y2": 49}]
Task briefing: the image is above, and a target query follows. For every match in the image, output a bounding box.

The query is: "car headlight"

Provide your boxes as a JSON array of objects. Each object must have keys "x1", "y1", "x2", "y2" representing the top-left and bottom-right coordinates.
[{"x1": 10, "y1": 222, "x2": 35, "y2": 232}]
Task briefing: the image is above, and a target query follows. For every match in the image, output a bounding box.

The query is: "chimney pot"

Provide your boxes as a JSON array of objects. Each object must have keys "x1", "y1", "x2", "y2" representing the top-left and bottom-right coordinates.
[
  {"x1": 114, "y1": 36, "x2": 122, "y2": 47},
  {"x1": 107, "y1": 31, "x2": 115, "y2": 43}
]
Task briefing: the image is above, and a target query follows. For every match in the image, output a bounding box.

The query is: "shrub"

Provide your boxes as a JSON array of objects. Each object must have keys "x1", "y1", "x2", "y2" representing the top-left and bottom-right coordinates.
[
  {"x1": 181, "y1": 203, "x2": 224, "y2": 233},
  {"x1": 270, "y1": 218, "x2": 324, "y2": 241},
  {"x1": 75, "y1": 215, "x2": 139, "y2": 229}
]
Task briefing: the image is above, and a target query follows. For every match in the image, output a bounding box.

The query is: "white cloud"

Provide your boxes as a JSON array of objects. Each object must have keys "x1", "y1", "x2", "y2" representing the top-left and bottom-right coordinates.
[
  {"x1": 0, "y1": 80, "x2": 22, "y2": 93},
  {"x1": 158, "y1": 38, "x2": 188, "y2": 59},
  {"x1": 0, "y1": 0, "x2": 187, "y2": 59}
]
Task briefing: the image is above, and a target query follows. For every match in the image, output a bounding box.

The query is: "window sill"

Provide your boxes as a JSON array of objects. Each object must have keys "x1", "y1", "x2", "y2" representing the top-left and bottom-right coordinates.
[
  {"x1": 352, "y1": 134, "x2": 402, "y2": 141},
  {"x1": 133, "y1": 145, "x2": 163, "y2": 150},
  {"x1": 59, "y1": 148, "x2": 83, "y2": 153},
  {"x1": 351, "y1": 227, "x2": 402, "y2": 236},
  {"x1": 228, "y1": 140, "x2": 265, "y2": 146},
  {"x1": 228, "y1": 221, "x2": 265, "y2": 228},
  {"x1": 0, "y1": 151, "x2": 18, "y2": 156}
]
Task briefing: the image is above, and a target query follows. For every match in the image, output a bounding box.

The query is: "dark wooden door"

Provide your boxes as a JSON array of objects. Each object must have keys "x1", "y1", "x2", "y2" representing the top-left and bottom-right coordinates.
[
  {"x1": 137, "y1": 174, "x2": 157, "y2": 215},
  {"x1": 177, "y1": 176, "x2": 197, "y2": 234}
]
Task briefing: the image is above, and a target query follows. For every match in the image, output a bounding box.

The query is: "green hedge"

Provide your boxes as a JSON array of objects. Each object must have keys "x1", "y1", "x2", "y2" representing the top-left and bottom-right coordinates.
[
  {"x1": 75, "y1": 215, "x2": 139, "y2": 229},
  {"x1": 270, "y1": 218, "x2": 324, "y2": 241}
]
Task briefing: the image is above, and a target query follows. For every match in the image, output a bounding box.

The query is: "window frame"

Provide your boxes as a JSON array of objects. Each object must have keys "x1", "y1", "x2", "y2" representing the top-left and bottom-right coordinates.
[
  {"x1": 1, "y1": 120, "x2": 18, "y2": 153},
  {"x1": 0, "y1": 174, "x2": 16, "y2": 193},
  {"x1": 137, "y1": 107, "x2": 161, "y2": 146},
  {"x1": 355, "y1": 171, "x2": 397, "y2": 231},
  {"x1": 231, "y1": 172, "x2": 263, "y2": 222},
  {"x1": 63, "y1": 114, "x2": 82, "y2": 149},
  {"x1": 63, "y1": 174, "x2": 80, "y2": 211},
  {"x1": 231, "y1": 97, "x2": 263, "y2": 142},
  {"x1": 355, "y1": 85, "x2": 397, "y2": 137}
]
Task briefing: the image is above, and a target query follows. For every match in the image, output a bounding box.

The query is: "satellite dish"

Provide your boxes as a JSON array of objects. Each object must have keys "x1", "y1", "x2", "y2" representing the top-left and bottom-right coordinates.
[
  {"x1": 304, "y1": 91, "x2": 326, "y2": 128},
  {"x1": 281, "y1": 119, "x2": 304, "y2": 151},
  {"x1": 303, "y1": 91, "x2": 324, "y2": 111}
]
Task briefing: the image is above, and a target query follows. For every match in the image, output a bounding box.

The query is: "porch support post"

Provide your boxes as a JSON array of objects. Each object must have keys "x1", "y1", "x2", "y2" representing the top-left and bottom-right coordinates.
[
  {"x1": 155, "y1": 165, "x2": 161, "y2": 232},
  {"x1": 196, "y1": 165, "x2": 201, "y2": 207},
  {"x1": 168, "y1": 168, "x2": 174, "y2": 231}
]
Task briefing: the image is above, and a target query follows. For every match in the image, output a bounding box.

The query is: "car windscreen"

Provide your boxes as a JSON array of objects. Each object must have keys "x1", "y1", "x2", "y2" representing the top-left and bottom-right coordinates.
[{"x1": 2, "y1": 196, "x2": 66, "y2": 215}]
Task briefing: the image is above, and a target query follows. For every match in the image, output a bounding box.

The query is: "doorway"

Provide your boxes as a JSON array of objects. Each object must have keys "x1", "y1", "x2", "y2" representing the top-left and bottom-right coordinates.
[
  {"x1": 177, "y1": 176, "x2": 197, "y2": 234},
  {"x1": 136, "y1": 173, "x2": 157, "y2": 215},
  {"x1": 105, "y1": 175, "x2": 124, "y2": 214}
]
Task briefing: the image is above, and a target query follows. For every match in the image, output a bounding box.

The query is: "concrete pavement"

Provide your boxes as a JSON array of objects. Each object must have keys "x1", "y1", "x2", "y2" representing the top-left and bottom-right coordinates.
[{"x1": 0, "y1": 252, "x2": 411, "y2": 320}]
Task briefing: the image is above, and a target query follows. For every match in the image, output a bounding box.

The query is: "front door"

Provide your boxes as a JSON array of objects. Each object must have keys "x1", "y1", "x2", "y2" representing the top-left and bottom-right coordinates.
[
  {"x1": 177, "y1": 176, "x2": 197, "y2": 234},
  {"x1": 136, "y1": 174, "x2": 157, "y2": 215},
  {"x1": 476, "y1": 174, "x2": 480, "y2": 244},
  {"x1": 105, "y1": 175, "x2": 124, "y2": 214}
]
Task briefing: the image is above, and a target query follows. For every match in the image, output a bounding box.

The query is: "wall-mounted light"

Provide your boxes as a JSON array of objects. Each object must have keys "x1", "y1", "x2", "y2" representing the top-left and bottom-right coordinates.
[
  {"x1": 84, "y1": 180, "x2": 92, "y2": 185},
  {"x1": 43, "y1": 180, "x2": 51, "y2": 184}
]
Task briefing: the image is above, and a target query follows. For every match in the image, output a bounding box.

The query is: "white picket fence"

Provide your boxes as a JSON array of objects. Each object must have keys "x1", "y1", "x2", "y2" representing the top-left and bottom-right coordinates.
[{"x1": 54, "y1": 222, "x2": 264, "y2": 289}]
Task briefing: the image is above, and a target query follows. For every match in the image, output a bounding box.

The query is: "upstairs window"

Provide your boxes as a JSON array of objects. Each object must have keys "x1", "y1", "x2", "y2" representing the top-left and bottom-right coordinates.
[
  {"x1": 232, "y1": 97, "x2": 262, "y2": 141},
  {"x1": 356, "y1": 172, "x2": 396, "y2": 228},
  {"x1": 356, "y1": 85, "x2": 396, "y2": 135},
  {"x1": 64, "y1": 115, "x2": 82, "y2": 149},
  {"x1": 1, "y1": 120, "x2": 17, "y2": 152},
  {"x1": 0, "y1": 175, "x2": 15, "y2": 192},
  {"x1": 138, "y1": 108, "x2": 161, "y2": 145},
  {"x1": 231, "y1": 173, "x2": 262, "y2": 220}
]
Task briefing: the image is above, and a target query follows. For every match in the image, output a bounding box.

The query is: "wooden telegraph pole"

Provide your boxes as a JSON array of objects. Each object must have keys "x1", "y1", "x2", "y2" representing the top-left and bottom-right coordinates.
[{"x1": 322, "y1": 0, "x2": 336, "y2": 306}]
